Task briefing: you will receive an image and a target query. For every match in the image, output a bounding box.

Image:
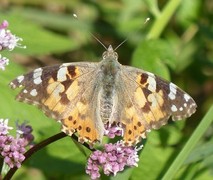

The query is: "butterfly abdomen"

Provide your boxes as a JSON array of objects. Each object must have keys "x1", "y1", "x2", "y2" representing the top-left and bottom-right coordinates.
[{"x1": 99, "y1": 59, "x2": 120, "y2": 123}]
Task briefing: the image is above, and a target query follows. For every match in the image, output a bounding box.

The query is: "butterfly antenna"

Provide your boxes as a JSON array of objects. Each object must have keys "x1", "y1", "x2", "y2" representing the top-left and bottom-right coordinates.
[
  {"x1": 73, "y1": 13, "x2": 108, "y2": 50},
  {"x1": 90, "y1": 33, "x2": 108, "y2": 50},
  {"x1": 114, "y1": 38, "x2": 128, "y2": 51},
  {"x1": 114, "y1": 17, "x2": 151, "y2": 51}
]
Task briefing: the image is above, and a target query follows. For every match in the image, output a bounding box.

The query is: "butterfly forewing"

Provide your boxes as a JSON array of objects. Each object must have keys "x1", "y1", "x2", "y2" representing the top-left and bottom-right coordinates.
[{"x1": 10, "y1": 63, "x2": 95, "y2": 108}]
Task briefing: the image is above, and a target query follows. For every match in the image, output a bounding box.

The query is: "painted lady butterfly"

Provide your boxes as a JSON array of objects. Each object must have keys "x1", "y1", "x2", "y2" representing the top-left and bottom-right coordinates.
[{"x1": 10, "y1": 45, "x2": 197, "y2": 146}]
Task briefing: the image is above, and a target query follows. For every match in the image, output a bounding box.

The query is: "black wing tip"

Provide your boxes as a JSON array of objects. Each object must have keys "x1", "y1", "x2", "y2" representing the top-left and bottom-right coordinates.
[
  {"x1": 172, "y1": 102, "x2": 197, "y2": 121},
  {"x1": 9, "y1": 81, "x2": 18, "y2": 89},
  {"x1": 9, "y1": 75, "x2": 25, "y2": 89}
]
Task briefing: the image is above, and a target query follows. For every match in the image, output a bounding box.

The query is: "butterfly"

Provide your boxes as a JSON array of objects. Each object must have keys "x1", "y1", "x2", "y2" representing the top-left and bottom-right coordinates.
[{"x1": 9, "y1": 45, "x2": 197, "y2": 146}]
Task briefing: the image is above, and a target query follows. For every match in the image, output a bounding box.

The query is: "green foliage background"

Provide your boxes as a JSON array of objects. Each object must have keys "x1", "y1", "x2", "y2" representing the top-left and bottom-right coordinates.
[{"x1": 0, "y1": 0, "x2": 213, "y2": 179}]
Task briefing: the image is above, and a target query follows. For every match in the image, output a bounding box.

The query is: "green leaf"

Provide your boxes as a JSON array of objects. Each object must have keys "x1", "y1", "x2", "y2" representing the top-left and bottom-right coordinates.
[
  {"x1": 0, "y1": 9, "x2": 78, "y2": 56},
  {"x1": 110, "y1": 168, "x2": 133, "y2": 180},
  {"x1": 131, "y1": 131, "x2": 174, "y2": 180},
  {"x1": 162, "y1": 105, "x2": 213, "y2": 179},
  {"x1": 184, "y1": 139, "x2": 213, "y2": 165},
  {"x1": 131, "y1": 39, "x2": 176, "y2": 80},
  {"x1": 176, "y1": 0, "x2": 201, "y2": 27}
]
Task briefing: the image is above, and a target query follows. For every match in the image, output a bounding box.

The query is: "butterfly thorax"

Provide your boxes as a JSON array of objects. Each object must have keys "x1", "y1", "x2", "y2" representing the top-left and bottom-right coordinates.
[{"x1": 98, "y1": 46, "x2": 121, "y2": 123}]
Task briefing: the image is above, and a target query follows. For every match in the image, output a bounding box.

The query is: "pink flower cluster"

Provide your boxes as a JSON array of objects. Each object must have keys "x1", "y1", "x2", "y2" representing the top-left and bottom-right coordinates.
[
  {"x1": 86, "y1": 141, "x2": 142, "y2": 179},
  {"x1": 0, "y1": 119, "x2": 34, "y2": 168},
  {"x1": 104, "y1": 122, "x2": 123, "y2": 138},
  {"x1": 0, "y1": 134, "x2": 25, "y2": 168},
  {"x1": 0, "y1": 20, "x2": 24, "y2": 70}
]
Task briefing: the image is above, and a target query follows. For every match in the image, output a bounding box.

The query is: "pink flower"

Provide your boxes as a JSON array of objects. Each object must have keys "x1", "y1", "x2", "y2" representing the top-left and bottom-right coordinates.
[
  {"x1": 16, "y1": 121, "x2": 34, "y2": 146},
  {"x1": 0, "y1": 20, "x2": 24, "y2": 51},
  {"x1": 0, "y1": 135, "x2": 26, "y2": 168},
  {"x1": 86, "y1": 141, "x2": 142, "y2": 179},
  {"x1": 0, "y1": 55, "x2": 9, "y2": 70},
  {"x1": 0, "y1": 20, "x2": 25, "y2": 71},
  {"x1": 0, "y1": 119, "x2": 34, "y2": 168},
  {"x1": 104, "y1": 122, "x2": 123, "y2": 138},
  {"x1": 0, "y1": 119, "x2": 13, "y2": 135}
]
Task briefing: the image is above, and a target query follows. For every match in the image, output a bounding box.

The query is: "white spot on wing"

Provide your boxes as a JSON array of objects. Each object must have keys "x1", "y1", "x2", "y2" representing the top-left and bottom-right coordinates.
[
  {"x1": 30, "y1": 89, "x2": 38, "y2": 96},
  {"x1": 33, "y1": 68, "x2": 43, "y2": 85},
  {"x1": 23, "y1": 89, "x2": 28, "y2": 94},
  {"x1": 147, "y1": 76, "x2": 156, "y2": 92},
  {"x1": 17, "y1": 75, "x2": 24, "y2": 83},
  {"x1": 61, "y1": 63, "x2": 72, "y2": 67},
  {"x1": 184, "y1": 94, "x2": 190, "y2": 102},
  {"x1": 168, "y1": 83, "x2": 177, "y2": 100},
  {"x1": 146, "y1": 72, "x2": 154, "y2": 76},
  {"x1": 57, "y1": 66, "x2": 67, "y2": 81},
  {"x1": 171, "y1": 105, "x2": 177, "y2": 112},
  {"x1": 179, "y1": 107, "x2": 183, "y2": 111}
]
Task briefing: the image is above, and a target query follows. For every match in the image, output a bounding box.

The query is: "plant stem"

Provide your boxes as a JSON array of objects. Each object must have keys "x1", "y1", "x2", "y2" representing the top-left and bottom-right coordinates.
[
  {"x1": 162, "y1": 105, "x2": 213, "y2": 180},
  {"x1": 3, "y1": 132, "x2": 94, "y2": 180},
  {"x1": 147, "y1": 0, "x2": 182, "y2": 39},
  {"x1": 0, "y1": 157, "x2": 4, "y2": 178}
]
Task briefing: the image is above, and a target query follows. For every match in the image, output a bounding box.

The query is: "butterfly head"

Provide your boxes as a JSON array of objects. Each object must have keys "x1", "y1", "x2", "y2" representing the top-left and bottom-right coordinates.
[{"x1": 102, "y1": 45, "x2": 118, "y2": 61}]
